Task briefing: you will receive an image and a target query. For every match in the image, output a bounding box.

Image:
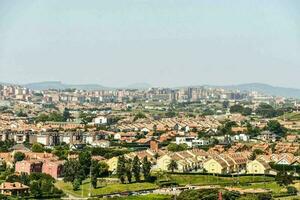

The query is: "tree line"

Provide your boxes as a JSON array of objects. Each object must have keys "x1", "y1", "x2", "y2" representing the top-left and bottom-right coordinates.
[{"x1": 116, "y1": 155, "x2": 152, "y2": 183}]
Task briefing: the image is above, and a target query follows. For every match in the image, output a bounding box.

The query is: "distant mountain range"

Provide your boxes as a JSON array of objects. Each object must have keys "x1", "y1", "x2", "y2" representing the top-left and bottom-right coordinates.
[
  {"x1": 1, "y1": 81, "x2": 300, "y2": 98},
  {"x1": 22, "y1": 81, "x2": 152, "y2": 90},
  {"x1": 207, "y1": 83, "x2": 300, "y2": 98},
  {"x1": 24, "y1": 81, "x2": 109, "y2": 91}
]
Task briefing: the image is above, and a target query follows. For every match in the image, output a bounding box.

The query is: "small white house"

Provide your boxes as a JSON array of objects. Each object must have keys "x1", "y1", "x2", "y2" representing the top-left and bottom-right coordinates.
[
  {"x1": 175, "y1": 136, "x2": 209, "y2": 147},
  {"x1": 94, "y1": 116, "x2": 108, "y2": 125},
  {"x1": 91, "y1": 140, "x2": 110, "y2": 148},
  {"x1": 231, "y1": 134, "x2": 249, "y2": 142},
  {"x1": 36, "y1": 134, "x2": 49, "y2": 146}
]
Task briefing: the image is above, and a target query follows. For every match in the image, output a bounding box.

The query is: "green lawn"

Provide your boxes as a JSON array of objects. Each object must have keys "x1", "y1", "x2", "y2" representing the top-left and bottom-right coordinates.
[
  {"x1": 55, "y1": 180, "x2": 158, "y2": 197},
  {"x1": 169, "y1": 174, "x2": 275, "y2": 186},
  {"x1": 238, "y1": 182, "x2": 285, "y2": 194},
  {"x1": 98, "y1": 194, "x2": 172, "y2": 200}
]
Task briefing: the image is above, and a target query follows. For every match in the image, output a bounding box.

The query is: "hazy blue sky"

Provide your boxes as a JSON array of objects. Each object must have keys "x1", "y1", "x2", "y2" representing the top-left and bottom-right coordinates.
[{"x1": 0, "y1": 0, "x2": 300, "y2": 88}]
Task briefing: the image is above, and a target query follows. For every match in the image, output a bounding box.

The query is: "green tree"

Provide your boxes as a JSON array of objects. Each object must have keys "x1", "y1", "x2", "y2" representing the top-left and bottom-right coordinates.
[
  {"x1": 287, "y1": 186, "x2": 297, "y2": 195},
  {"x1": 167, "y1": 143, "x2": 188, "y2": 152},
  {"x1": 48, "y1": 112, "x2": 64, "y2": 122},
  {"x1": 257, "y1": 193, "x2": 272, "y2": 200},
  {"x1": 0, "y1": 140, "x2": 15, "y2": 152},
  {"x1": 230, "y1": 105, "x2": 244, "y2": 114},
  {"x1": 222, "y1": 101, "x2": 229, "y2": 109},
  {"x1": 116, "y1": 156, "x2": 126, "y2": 184},
  {"x1": 246, "y1": 123, "x2": 260, "y2": 137},
  {"x1": 19, "y1": 172, "x2": 30, "y2": 186},
  {"x1": 30, "y1": 180, "x2": 42, "y2": 197},
  {"x1": 133, "y1": 112, "x2": 146, "y2": 121},
  {"x1": 165, "y1": 111, "x2": 176, "y2": 118},
  {"x1": 16, "y1": 110, "x2": 28, "y2": 117},
  {"x1": 14, "y1": 152, "x2": 25, "y2": 162},
  {"x1": 142, "y1": 156, "x2": 152, "y2": 182},
  {"x1": 255, "y1": 103, "x2": 277, "y2": 118},
  {"x1": 79, "y1": 150, "x2": 92, "y2": 178},
  {"x1": 36, "y1": 113, "x2": 49, "y2": 122},
  {"x1": 91, "y1": 160, "x2": 100, "y2": 189},
  {"x1": 72, "y1": 178, "x2": 81, "y2": 191},
  {"x1": 63, "y1": 160, "x2": 82, "y2": 183},
  {"x1": 132, "y1": 156, "x2": 141, "y2": 182},
  {"x1": 178, "y1": 189, "x2": 219, "y2": 200},
  {"x1": 242, "y1": 107, "x2": 253, "y2": 116},
  {"x1": 275, "y1": 171, "x2": 294, "y2": 186},
  {"x1": 266, "y1": 120, "x2": 286, "y2": 137},
  {"x1": 125, "y1": 159, "x2": 132, "y2": 183},
  {"x1": 63, "y1": 108, "x2": 71, "y2": 122},
  {"x1": 41, "y1": 179, "x2": 53, "y2": 194},
  {"x1": 98, "y1": 162, "x2": 109, "y2": 177},
  {"x1": 167, "y1": 160, "x2": 178, "y2": 173},
  {"x1": 223, "y1": 191, "x2": 241, "y2": 200},
  {"x1": 32, "y1": 143, "x2": 44, "y2": 152}
]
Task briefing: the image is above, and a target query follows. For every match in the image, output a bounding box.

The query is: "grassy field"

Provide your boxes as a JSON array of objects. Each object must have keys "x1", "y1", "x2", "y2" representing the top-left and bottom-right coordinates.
[
  {"x1": 169, "y1": 174, "x2": 275, "y2": 186},
  {"x1": 238, "y1": 182, "x2": 285, "y2": 194},
  {"x1": 278, "y1": 112, "x2": 300, "y2": 121},
  {"x1": 55, "y1": 180, "x2": 158, "y2": 197},
  {"x1": 99, "y1": 194, "x2": 172, "y2": 200}
]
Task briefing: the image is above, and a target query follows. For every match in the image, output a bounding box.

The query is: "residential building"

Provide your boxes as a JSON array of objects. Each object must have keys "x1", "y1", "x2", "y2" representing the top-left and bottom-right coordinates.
[{"x1": 0, "y1": 182, "x2": 29, "y2": 196}]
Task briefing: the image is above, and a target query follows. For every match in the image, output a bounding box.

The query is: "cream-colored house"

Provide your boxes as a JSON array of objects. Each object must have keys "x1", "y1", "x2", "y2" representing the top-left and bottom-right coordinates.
[
  {"x1": 203, "y1": 153, "x2": 248, "y2": 174},
  {"x1": 203, "y1": 157, "x2": 230, "y2": 174},
  {"x1": 106, "y1": 157, "x2": 118, "y2": 173},
  {"x1": 154, "y1": 149, "x2": 207, "y2": 172},
  {"x1": 246, "y1": 159, "x2": 271, "y2": 174}
]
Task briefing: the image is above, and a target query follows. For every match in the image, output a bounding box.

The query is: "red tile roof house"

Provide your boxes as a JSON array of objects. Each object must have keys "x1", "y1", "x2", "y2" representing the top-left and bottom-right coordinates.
[
  {"x1": 15, "y1": 160, "x2": 64, "y2": 179},
  {"x1": 42, "y1": 160, "x2": 64, "y2": 179},
  {"x1": 0, "y1": 182, "x2": 29, "y2": 196},
  {"x1": 15, "y1": 160, "x2": 43, "y2": 174}
]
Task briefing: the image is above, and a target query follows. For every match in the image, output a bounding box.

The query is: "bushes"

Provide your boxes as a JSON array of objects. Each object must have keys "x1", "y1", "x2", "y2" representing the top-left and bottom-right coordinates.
[
  {"x1": 287, "y1": 186, "x2": 298, "y2": 195},
  {"x1": 167, "y1": 143, "x2": 188, "y2": 152},
  {"x1": 91, "y1": 147, "x2": 130, "y2": 159},
  {"x1": 14, "y1": 151, "x2": 25, "y2": 162},
  {"x1": 31, "y1": 143, "x2": 45, "y2": 152},
  {"x1": 270, "y1": 163, "x2": 300, "y2": 173}
]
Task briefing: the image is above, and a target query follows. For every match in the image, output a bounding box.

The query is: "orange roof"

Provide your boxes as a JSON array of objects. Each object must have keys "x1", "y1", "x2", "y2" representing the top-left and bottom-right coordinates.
[{"x1": 0, "y1": 182, "x2": 29, "y2": 190}]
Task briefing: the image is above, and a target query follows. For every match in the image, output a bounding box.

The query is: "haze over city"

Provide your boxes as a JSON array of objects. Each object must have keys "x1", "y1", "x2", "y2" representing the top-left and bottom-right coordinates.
[{"x1": 1, "y1": 0, "x2": 300, "y2": 88}]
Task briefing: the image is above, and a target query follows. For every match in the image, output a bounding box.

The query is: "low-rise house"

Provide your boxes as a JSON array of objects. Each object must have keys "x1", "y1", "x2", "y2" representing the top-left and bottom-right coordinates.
[
  {"x1": 90, "y1": 140, "x2": 110, "y2": 148},
  {"x1": 106, "y1": 148, "x2": 166, "y2": 173},
  {"x1": 94, "y1": 116, "x2": 108, "y2": 125},
  {"x1": 257, "y1": 131, "x2": 278, "y2": 142},
  {"x1": 257, "y1": 153, "x2": 299, "y2": 166},
  {"x1": 286, "y1": 134, "x2": 298, "y2": 142},
  {"x1": 175, "y1": 136, "x2": 210, "y2": 148},
  {"x1": 247, "y1": 159, "x2": 271, "y2": 174},
  {"x1": 228, "y1": 143, "x2": 248, "y2": 153},
  {"x1": 0, "y1": 182, "x2": 29, "y2": 196},
  {"x1": 274, "y1": 142, "x2": 299, "y2": 154},
  {"x1": 252, "y1": 143, "x2": 270, "y2": 153},
  {"x1": 0, "y1": 153, "x2": 14, "y2": 168},
  {"x1": 42, "y1": 160, "x2": 64, "y2": 179},
  {"x1": 208, "y1": 145, "x2": 225, "y2": 154},
  {"x1": 155, "y1": 149, "x2": 208, "y2": 172},
  {"x1": 203, "y1": 157, "x2": 231, "y2": 174},
  {"x1": 231, "y1": 127, "x2": 247, "y2": 134},
  {"x1": 113, "y1": 132, "x2": 136, "y2": 141},
  {"x1": 15, "y1": 160, "x2": 43, "y2": 174},
  {"x1": 203, "y1": 153, "x2": 248, "y2": 174},
  {"x1": 231, "y1": 134, "x2": 249, "y2": 142}
]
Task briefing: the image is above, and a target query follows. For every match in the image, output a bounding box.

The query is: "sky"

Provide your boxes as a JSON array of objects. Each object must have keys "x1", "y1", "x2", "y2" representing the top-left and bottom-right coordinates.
[{"x1": 0, "y1": 0, "x2": 300, "y2": 88}]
